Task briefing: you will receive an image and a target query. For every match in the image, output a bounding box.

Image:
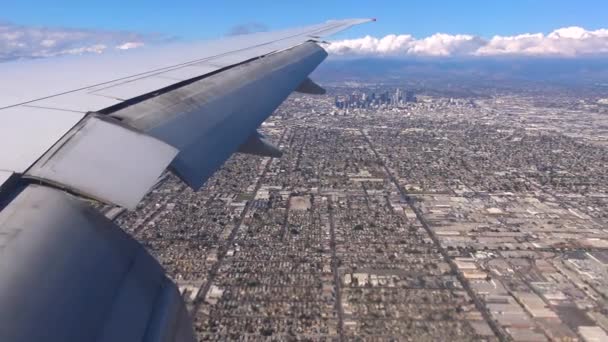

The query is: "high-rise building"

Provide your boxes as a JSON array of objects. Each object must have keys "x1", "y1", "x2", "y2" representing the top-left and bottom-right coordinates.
[
  {"x1": 334, "y1": 88, "x2": 415, "y2": 109},
  {"x1": 395, "y1": 88, "x2": 402, "y2": 105},
  {"x1": 405, "y1": 90, "x2": 417, "y2": 103}
]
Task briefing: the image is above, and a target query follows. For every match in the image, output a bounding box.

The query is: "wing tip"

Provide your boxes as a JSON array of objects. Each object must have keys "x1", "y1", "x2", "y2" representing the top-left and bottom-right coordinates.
[{"x1": 326, "y1": 18, "x2": 377, "y2": 25}]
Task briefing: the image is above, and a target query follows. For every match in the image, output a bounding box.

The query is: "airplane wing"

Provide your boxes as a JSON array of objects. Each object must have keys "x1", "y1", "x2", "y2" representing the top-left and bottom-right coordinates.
[{"x1": 0, "y1": 19, "x2": 372, "y2": 342}]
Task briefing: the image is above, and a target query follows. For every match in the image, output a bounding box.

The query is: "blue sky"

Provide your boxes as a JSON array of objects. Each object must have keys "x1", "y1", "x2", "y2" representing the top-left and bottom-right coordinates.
[
  {"x1": 2, "y1": 0, "x2": 607, "y2": 40},
  {"x1": 2, "y1": 1, "x2": 607, "y2": 60}
]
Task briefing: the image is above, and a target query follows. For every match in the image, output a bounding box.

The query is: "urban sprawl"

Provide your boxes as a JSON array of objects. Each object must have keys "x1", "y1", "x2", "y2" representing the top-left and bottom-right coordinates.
[{"x1": 102, "y1": 83, "x2": 608, "y2": 341}]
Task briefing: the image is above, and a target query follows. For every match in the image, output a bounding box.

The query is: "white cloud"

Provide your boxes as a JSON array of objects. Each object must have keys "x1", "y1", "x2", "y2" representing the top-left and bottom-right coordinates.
[
  {"x1": 0, "y1": 22, "x2": 150, "y2": 61},
  {"x1": 116, "y1": 42, "x2": 145, "y2": 50},
  {"x1": 328, "y1": 26, "x2": 608, "y2": 58},
  {"x1": 409, "y1": 34, "x2": 484, "y2": 57},
  {"x1": 4, "y1": 22, "x2": 606, "y2": 61}
]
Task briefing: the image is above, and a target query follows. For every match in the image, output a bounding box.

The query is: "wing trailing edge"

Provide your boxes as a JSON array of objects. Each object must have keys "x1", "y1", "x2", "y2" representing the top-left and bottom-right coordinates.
[{"x1": 24, "y1": 114, "x2": 178, "y2": 209}]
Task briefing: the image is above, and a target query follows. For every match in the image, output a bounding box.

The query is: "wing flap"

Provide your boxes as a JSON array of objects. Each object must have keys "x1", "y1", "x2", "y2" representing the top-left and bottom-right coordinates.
[{"x1": 24, "y1": 115, "x2": 178, "y2": 209}]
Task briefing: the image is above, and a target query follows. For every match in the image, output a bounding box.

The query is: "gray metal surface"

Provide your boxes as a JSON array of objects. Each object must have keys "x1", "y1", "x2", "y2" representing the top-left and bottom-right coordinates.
[
  {"x1": 152, "y1": 64, "x2": 219, "y2": 81},
  {"x1": 112, "y1": 42, "x2": 327, "y2": 189},
  {"x1": 0, "y1": 106, "x2": 84, "y2": 173},
  {"x1": 0, "y1": 19, "x2": 372, "y2": 112},
  {"x1": 25, "y1": 115, "x2": 178, "y2": 209},
  {"x1": 92, "y1": 76, "x2": 180, "y2": 101},
  {"x1": 28, "y1": 91, "x2": 122, "y2": 113},
  {"x1": 0, "y1": 185, "x2": 195, "y2": 342}
]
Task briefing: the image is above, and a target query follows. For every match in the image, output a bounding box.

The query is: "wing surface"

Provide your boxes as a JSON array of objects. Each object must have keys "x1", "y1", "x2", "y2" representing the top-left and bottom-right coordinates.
[
  {"x1": 0, "y1": 19, "x2": 371, "y2": 110},
  {"x1": 0, "y1": 18, "x2": 372, "y2": 342},
  {"x1": 0, "y1": 19, "x2": 372, "y2": 207}
]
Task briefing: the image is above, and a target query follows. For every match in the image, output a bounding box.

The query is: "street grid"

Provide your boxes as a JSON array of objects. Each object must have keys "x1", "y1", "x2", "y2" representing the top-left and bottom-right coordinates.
[{"x1": 116, "y1": 87, "x2": 608, "y2": 341}]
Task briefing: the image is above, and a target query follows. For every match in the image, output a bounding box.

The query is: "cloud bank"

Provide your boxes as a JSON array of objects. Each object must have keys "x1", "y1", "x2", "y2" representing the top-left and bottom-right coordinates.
[
  {"x1": 0, "y1": 22, "x2": 151, "y2": 61},
  {"x1": 3, "y1": 22, "x2": 606, "y2": 61},
  {"x1": 328, "y1": 27, "x2": 608, "y2": 58}
]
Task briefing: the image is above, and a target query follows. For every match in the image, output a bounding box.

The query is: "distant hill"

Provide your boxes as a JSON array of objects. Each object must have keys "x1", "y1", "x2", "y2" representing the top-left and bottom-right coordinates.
[{"x1": 313, "y1": 57, "x2": 608, "y2": 89}]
